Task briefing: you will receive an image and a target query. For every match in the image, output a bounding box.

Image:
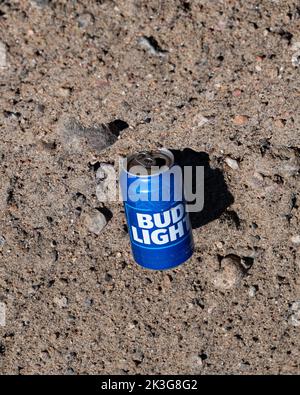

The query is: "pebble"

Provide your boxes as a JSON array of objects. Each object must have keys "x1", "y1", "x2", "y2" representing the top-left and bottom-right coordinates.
[
  {"x1": 194, "y1": 114, "x2": 210, "y2": 127},
  {"x1": 0, "y1": 303, "x2": 6, "y2": 327},
  {"x1": 274, "y1": 119, "x2": 285, "y2": 128},
  {"x1": 248, "y1": 286, "x2": 257, "y2": 297},
  {"x1": 288, "y1": 301, "x2": 300, "y2": 327},
  {"x1": 57, "y1": 87, "x2": 71, "y2": 97},
  {"x1": 191, "y1": 354, "x2": 204, "y2": 367},
  {"x1": 225, "y1": 157, "x2": 239, "y2": 170},
  {"x1": 77, "y1": 13, "x2": 94, "y2": 28},
  {"x1": 253, "y1": 171, "x2": 264, "y2": 181},
  {"x1": 247, "y1": 172, "x2": 265, "y2": 189},
  {"x1": 216, "y1": 241, "x2": 224, "y2": 249},
  {"x1": 232, "y1": 89, "x2": 242, "y2": 97},
  {"x1": 53, "y1": 295, "x2": 68, "y2": 308},
  {"x1": 291, "y1": 51, "x2": 300, "y2": 67},
  {"x1": 162, "y1": 274, "x2": 172, "y2": 288},
  {"x1": 0, "y1": 41, "x2": 7, "y2": 69},
  {"x1": 291, "y1": 235, "x2": 300, "y2": 245},
  {"x1": 213, "y1": 255, "x2": 243, "y2": 290},
  {"x1": 0, "y1": 235, "x2": 5, "y2": 248},
  {"x1": 96, "y1": 164, "x2": 116, "y2": 202},
  {"x1": 96, "y1": 163, "x2": 115, "y2": 181},
  {"x1": 291, "y1": 41, "x2": 300, "y2": 51},
  {"x1": 83, "y1": 210, "x2": 107, "y2": 235},
  {"x1": 132, "y1": 350, "x2": 144, "y2": 363},
  {"x1": 233, "y1": 115, "x2": 248, "y2": 125}
]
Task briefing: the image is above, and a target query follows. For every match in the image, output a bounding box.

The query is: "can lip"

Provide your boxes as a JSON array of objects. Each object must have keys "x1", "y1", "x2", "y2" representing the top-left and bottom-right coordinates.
[{"x1": 122, "y1": 148, "x2": 174, "y2": 178}]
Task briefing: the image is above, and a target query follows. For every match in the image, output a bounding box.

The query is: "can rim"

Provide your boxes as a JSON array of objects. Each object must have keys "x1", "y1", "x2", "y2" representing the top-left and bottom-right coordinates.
[{"x1": 121, "y1": 148, "x2": 174, "y2": 178}]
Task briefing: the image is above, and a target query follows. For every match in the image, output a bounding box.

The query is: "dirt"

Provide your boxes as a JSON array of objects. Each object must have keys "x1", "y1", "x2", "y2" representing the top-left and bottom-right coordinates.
[{"x1": 0, "y1": 0, "x2": 300, "y2": 375}]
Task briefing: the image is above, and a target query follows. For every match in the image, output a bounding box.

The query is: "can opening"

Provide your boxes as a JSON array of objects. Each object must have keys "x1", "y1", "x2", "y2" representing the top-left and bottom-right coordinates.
[{"x1": 126, "y1": 149, "x2": 174, "y2": 176}]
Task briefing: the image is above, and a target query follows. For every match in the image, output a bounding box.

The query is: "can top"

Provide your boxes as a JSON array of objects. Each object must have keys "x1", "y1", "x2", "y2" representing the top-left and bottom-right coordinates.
[{"x1": 126, "y1": 149, "x2": 174, "y2": 176}]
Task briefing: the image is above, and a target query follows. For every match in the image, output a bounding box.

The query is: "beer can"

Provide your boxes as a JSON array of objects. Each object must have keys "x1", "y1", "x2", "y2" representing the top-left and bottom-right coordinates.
[{"x1": 120, "y1": 148, "x2": 194, "y2": 270}]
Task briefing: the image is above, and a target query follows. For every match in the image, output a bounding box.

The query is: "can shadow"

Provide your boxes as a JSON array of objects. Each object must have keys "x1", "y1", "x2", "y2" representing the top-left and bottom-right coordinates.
[{"x1": 171, "y1": 148, "x2": 234, "y2": 229}]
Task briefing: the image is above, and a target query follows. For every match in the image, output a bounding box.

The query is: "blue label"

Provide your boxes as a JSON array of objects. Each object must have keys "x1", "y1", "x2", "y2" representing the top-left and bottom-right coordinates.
[
  {"x1": 126, "y1": 202, "x2": 191, "y2": 249},
  {"x1": 124, "y1": 201, "x2": 194, "y2": 270}
]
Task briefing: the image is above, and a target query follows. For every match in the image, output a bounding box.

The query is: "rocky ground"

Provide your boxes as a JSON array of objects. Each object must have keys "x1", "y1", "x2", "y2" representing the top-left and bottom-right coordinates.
[{"x1": 0, "y1": 0, "x2": 300, "y2": 375}]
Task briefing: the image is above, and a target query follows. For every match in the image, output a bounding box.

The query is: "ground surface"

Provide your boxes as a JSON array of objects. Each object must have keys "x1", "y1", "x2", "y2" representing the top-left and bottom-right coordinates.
[{"x1": 0, "y1": 0, "x2": 300, "y2": 375}]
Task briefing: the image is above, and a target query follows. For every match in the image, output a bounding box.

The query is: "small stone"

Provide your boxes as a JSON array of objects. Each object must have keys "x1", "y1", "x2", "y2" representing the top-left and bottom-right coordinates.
[
  {"x1": 77, "y1": 13, "x2": 94, "y2": 28},
  {"x1": 291, "y1": 235, "x2": 300, "y2": 245},
  {"x1": 291, "y1": 41, "x2": 300, "y2": 51},
  {"x1": 213, "y1": 255, "x2": 243, "y2": 290},
  {"x1": 132, "y1": 350, "x2": 144, "y2": 363},
  {"x1": 191, "y1": 354, "x2": 203, "y2": 367},
  {"x1": 53, "y1": 295, "x2": 68, "y2": 308},
  {"x1": 96, "y1": 163, "x2": 115, "y2": 180},
  {"x1": 0, "y1": 235, "x2": 5, "y2": 248},
  {"x1": 232, "y1": 89, "x2": 242, "y2": 97},
  {"x1": 216, "y1": 241, "x2": 224, "y2": 249},
  {"x1": 225, "y1": 157, "x2": 239, "y2": 170},
  {"x1": 233, "y1": 115, "x2": 248, "y2": 125},
  {"x1": 288, "y1": 301, "x2": 300, "y2": 327},
  {"x1": 96, "y1": 164, "x2": 116, "y2": 202},
  {"x1": 162, "y1": 274, "x2": 172, "y2": 288},
  {"x1": 0, "y1": 41, "x2": 7, "y2": 69},
  {"x1": 40, "y1": 350, "x2": 50, "y2": 361},
  {"x1": 292, "y1": 51, "x2": 300, "y2": 67},
  {"x1": 57, "y1": 87, "x2": 71, "y2": 97},
  {"x1": 83, "y1": 210, "x2": 107, "y2": 235},
  {"x1": 194, "y1": 114, "x2": 210, "y2": 127},
  {"x1": 85, "y1": 298, "x2": 93, "y2": 307},
  {"x1": 274, "y1": 119, "x2": 285, "y2": 128},
  {"x1": 247, "y1": 172, "x2": 265, "y2": 189},
  {"x1": 253, "y1": 172, "x2": 264, "y2": 181},
  {"x1": 0, "y1": 303, "x2": 6, "y2": 327},
  {"x1": 248, "y1": 286, "x2": 257, "y2": 297}
]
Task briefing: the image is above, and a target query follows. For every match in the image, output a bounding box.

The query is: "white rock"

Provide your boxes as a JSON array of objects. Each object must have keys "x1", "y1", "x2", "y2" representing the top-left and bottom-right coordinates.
[
  {"x1": 288, "y1": 301, "x2": 300, "y2": 327},
  {"x1": 194, "y1": 114, "x2": 210, "y2": 127},
  {"x1": 0, "y1": 41, "x2": 6, "y2": 69},
  {"x1": 213, "y1": 256, "x2": 243, "y2": 290},
  {"x1": 291, "y1": 235, "x2": 300, "y2": 245},
  {"x1": 248, "y1": 286, "x2": 257, "y2": 297},
  {"x1": 0, "y1": 302, "x2": 6, "y2": 326},
  {"x1": 53, "y1": 296, "x2": 68, "y2": 308},
  {"x1": 225, "y1": 157, "x2": 239, "y2": 170},
  {"x1": 253, "y1": 171, "x2": 264, "y2": 181},
  {"x1": 291, "y1": 41, "x2": 300, "y2": 51},
  {"x1": 96, "y1": 163, "x2": 115, "y2": 180},
  {"x1": 96, "y1": 163, "x2": 116, "y2": 202},
  {"x1": 292, "y1": 51, "x2": 300, "y2": 67},
  {"x1": 0, "y1": 235, "x2": 5, "y2": 248},
  {"x1": 83, "y1": 210, "x2": 107, "y2": 235},
  {"x1": 77, "y1": 12, "x2": 94, "y2": 28}
]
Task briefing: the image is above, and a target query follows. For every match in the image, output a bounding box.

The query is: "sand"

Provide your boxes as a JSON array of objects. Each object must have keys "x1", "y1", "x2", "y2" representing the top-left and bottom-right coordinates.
[{"x1": 0, "y1": 0, "x2": 300, "y2": 374}]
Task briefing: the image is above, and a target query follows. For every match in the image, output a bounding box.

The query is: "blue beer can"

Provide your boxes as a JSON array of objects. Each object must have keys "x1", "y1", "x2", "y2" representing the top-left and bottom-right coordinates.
[{"x1": 120, "y1": 149, "x2": 194, "y2": 270}]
